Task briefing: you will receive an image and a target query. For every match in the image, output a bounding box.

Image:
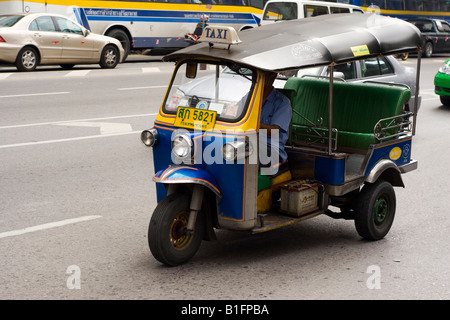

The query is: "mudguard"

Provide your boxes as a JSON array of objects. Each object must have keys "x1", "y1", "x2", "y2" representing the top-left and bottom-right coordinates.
[
  {"x1": 365, "y1": 159, "x2": 404, "y2": 187},
  {"x1": 153, "y1": 165, "x2": 222, "y2": 198}
]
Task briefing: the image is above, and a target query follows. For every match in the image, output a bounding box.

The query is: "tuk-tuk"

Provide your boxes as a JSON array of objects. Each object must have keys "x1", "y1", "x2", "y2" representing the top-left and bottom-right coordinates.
[{"x1": 141, "y1": 14, "x2": 423, "y2": 266}]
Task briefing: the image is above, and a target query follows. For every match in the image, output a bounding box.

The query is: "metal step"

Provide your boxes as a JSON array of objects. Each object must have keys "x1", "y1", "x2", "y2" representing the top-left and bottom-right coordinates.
[{"x1": 252, "y1": 210, "x2": 324, "y2": 234}]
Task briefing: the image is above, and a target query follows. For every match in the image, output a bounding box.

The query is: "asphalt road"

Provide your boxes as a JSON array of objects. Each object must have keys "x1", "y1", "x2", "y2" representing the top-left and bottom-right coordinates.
[{"x1": 0, "y1": 55, "x2": 449, "y2": 302}]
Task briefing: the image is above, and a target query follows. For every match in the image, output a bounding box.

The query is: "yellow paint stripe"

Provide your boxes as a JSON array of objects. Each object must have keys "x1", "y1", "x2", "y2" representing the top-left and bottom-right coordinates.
[
  {"x1": 361, "y1": 6, "x2": 450, "y2": 17},
  {"x1": 2, "y1": 0, "x2": 262, "y2": 14}
]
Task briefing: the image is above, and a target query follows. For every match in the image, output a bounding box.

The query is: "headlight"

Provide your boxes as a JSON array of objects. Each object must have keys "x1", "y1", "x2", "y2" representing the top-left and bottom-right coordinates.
[
  {"x1": 222, "y1": 140, "x2": 252, "y2": 161},
  {"x1": 141, "y1": 128, "x2": 158, "y2": 147},
  {"x1": 439, "y1": 63, "x2": 450, "y2": 75},
  {"x1": 172, "y1": 134, "x2": 193, "y2": 158}
]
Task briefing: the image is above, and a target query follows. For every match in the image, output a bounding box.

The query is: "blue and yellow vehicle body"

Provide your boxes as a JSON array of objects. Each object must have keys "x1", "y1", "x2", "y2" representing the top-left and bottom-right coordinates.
[{"x1": 150, "y1": 63, "x2": 264, "y2": 230}]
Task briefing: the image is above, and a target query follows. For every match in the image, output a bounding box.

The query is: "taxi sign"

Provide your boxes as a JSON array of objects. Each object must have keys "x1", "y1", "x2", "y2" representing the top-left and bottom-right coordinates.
[
  {"x1": 199, "y1": 26, "x2": 242, "y2": 46},
  {"x1": 174, "y1": 107, "x2": 217, "y2": 131}
]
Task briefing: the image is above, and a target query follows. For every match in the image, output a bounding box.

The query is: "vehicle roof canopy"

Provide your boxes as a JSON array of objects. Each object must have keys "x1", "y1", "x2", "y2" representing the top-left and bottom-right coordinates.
[{"x1": 164, "y1": 13, "x2": 422, "y2": 72}]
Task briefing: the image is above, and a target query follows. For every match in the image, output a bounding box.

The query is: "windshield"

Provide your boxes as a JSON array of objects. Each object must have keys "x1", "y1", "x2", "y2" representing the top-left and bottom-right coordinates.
[
  {"x1": 0, "y1": 15, "x2": 24, "y2": 27},
  {"x1": 163, "y1": 62, "x2": 255, "y2": 122}
]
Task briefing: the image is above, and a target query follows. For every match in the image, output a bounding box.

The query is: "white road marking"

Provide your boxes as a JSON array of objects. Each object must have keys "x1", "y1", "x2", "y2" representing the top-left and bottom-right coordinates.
[
  {"x1": 0, "y1": 130, "x2": 140, "y2": 149},
  {"x1": 0, "y1": 113, "x2": 157, "y2": 129},
  {"x1": 64, "y1": 70, "x2": 90, "y2": 77},
  {"x1": 53, "y1": 121, "x2": 132, "y2": 134},
  {"x1": 0, "y1": 73, "x2": 13, "y2": 80},
  {"x1": 0, "y1": 215, "x2": 102, "y2": 239},
  {"x1": 0, "y1": 92, "x2": 69, "y2": 98},
  {"x1": 118, "y1": 85, "x2": 166, "y2": 90},
  {"x1": 142, "y1": 67, "x2": 160, "y2": 73}
]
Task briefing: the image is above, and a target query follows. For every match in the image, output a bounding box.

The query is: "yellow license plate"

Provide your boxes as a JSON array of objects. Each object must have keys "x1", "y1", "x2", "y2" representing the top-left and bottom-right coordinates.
[{"x1": 174, "y1": 107, "x2": 217, "y2": 131}]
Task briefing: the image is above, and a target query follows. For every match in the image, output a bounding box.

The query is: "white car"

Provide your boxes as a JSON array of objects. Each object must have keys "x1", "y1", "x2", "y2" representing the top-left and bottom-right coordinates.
[
  {"x1": 276, "y1": 56, "x2": 421, "y2": 111},
  {"x1": 0, "y1": 13, "x2": 124, "y2": 71}
]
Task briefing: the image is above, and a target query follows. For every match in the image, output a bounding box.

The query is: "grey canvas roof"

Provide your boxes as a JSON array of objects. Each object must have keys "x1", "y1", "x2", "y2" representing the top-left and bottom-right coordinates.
[{"x1": 164, "y1": 13, "x2": 422, "y2": 72}]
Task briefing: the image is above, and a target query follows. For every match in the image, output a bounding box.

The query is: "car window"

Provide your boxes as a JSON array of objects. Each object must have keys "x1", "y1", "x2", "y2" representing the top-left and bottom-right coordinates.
[
  {"x1": 333, "y1": 62, "x2": 357, "y2": 80},
  {"x1": 409, "y1": 20, "x2": 434, "y2": 32},
  {"x1": 441, "y1": 21, "x2": 450, "y2": 33},
  {"x1": 435, "y1": 20, "x2": 445, "y2": 32},
  {"x1": 29, "y1": 16, "x2": 56, "y2": 32},
  {"x1": 54, "y1": 17, "x2": 83, "y2": 35},
  {"x1": 360, "y1": 57, "x2": 394, "y2": 78},
  {"x1": 0, "y1": 15, "x2": 24, "y2": 27},
  {"x1": 304, "y1": 5, "x2": 329, "y2": 17},
  {"x1": 330, "y1": 7, "x2": 350, "y2": 14},
  {"x1": 263, "y1": 2, "x2": 298, "y2": 21}
]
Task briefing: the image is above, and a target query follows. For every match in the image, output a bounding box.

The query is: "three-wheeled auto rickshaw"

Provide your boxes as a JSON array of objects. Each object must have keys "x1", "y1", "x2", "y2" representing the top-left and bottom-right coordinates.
[{"x1": 141, "y1": 13, "x2": 423, "y2": 266}]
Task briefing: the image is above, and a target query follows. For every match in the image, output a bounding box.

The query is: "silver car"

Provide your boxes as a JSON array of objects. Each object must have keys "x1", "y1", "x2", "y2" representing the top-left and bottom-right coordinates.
[
  {"x1": 0, "y1": 13, "x2": 124, "y2": 71},
  {"x1": 276, "y1": 56, "x2": 421, "y2": 111}
]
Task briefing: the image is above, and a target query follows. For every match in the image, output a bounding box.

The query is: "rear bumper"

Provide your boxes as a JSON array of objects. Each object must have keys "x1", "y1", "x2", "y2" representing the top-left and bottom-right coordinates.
[{"x1": 0, "y1": 44, "x2": 21, "y2": 63}]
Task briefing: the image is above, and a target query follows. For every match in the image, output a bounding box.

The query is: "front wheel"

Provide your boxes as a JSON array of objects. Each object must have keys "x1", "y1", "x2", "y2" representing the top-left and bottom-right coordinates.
[
  {"x1": 99, "y1": 45, "x2": 120, "y2": 69},
  {"x1": 424, "y1": 42, "x2": 433, "y2": 58},
  {"x1": 440, "y1": 95, "x2": 450, "y2": 106},
  {"x1": 148, "y1": 193, "x2": 204, "y2": 266},
  {"x1": 354, "y1": 180, "x2": 396, "y2": 240}
]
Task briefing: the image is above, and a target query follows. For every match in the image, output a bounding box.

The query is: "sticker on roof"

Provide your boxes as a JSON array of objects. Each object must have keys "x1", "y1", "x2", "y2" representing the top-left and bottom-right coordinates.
[{"x1": 351, "y1": 45, "x2": 370, "y2": 57}]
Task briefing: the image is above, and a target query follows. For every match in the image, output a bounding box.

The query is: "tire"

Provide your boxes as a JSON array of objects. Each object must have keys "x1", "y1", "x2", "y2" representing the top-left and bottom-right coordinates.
[
  {"x1": 106, "y1": 29, "x2": 130, "y2": 61},
  {"x1": 15, "y1": 47, "x2": 38, "y2": 72},
  {"x1": 424, "y1": 42, "x2": 433, "y2": 58},
  {"x1": 354, "y1": 180, "x2": 396, "y2": 241},
  {"x1": 148, "y1": 193, "x2": 205, "y2": 266},
  {"x1": 440, "y1": 95, "x2": 450, "y2": 106},
  {"x1": 99, "y1": 45, "x2": 120, "y2": 69}
]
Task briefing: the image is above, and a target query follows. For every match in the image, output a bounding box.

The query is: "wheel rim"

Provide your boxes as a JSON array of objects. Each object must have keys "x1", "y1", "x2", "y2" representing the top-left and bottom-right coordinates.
[
  {"x1": 104, "y1": 49, "x2": 117, "y2": 66},
  {"x1": 170, "y1": 211, "x2": 192, "y2": 249},
  {"x1": 374, "y1": 196, "x2": 389, "y2": 226},
  {"x1": 426, "y1": 44, "x2": 432, "y2": 56},
  {"x1": 22, "y1": 50, "x2": 36, "y2": 69}
]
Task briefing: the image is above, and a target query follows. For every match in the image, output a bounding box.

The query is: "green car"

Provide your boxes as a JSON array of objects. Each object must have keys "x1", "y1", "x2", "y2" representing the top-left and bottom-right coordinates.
[{"x1": 435, "y1": 59, "x2": 450, "y2": 106}]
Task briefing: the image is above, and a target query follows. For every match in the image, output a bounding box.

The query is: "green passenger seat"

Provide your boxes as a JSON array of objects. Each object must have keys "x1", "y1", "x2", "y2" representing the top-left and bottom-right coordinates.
[{"x1": 284, "y1": 78, "x2": 411, "y2": 150}]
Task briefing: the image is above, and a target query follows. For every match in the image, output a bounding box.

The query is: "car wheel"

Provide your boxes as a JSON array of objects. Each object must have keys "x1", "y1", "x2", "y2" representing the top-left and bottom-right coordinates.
[
  {"x1": 15, "y1": 47, "x2": 38, "y2": 72},
  {"x1": 440, "y1": 95, "x2": 450, "y2": 106},
  {"x1": 424, "y1": 42, "x2": 433, "y2": 58},
  {"x1": 99, "y1": 45, "x2": 119, "y2": 69}
]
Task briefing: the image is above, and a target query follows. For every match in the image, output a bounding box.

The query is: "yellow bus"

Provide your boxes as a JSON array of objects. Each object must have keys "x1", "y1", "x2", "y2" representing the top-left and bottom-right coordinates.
[{"x1": 0, "y1": 0, "x2": 268, "y2": 58}]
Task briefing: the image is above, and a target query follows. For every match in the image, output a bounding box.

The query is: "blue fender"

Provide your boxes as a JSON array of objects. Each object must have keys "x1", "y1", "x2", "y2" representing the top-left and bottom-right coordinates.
[{"x1": 153, "y1": 165, "x2": 222, "y2": 198}]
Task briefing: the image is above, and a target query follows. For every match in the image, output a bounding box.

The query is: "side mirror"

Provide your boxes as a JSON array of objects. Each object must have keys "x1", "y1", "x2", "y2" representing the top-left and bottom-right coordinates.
[
  {"x1": 83, "y1": 29, "x2": 90, "y2": 37},
  {"x1": 186, "y1": 62, "x2": 198, "y2": 79}
]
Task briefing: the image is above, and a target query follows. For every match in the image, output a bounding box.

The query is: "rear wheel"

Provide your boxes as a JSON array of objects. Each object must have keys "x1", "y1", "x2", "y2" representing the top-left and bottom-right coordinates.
[
  {"x1": 148, "y1": 193, "x2": 204, "y2": 266},
  {"x1": 354, "y1": 180, "x2": 396, "y2": 240},
  {"x1": 15, "y1": 47, "x2": 38, "y2": 71},
  {"x1": 106, "y1": 29, "x2": 130, "y2": 60},
  {"x1": 99, "y1": 45, "x2": 120, "y2": 69}
]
